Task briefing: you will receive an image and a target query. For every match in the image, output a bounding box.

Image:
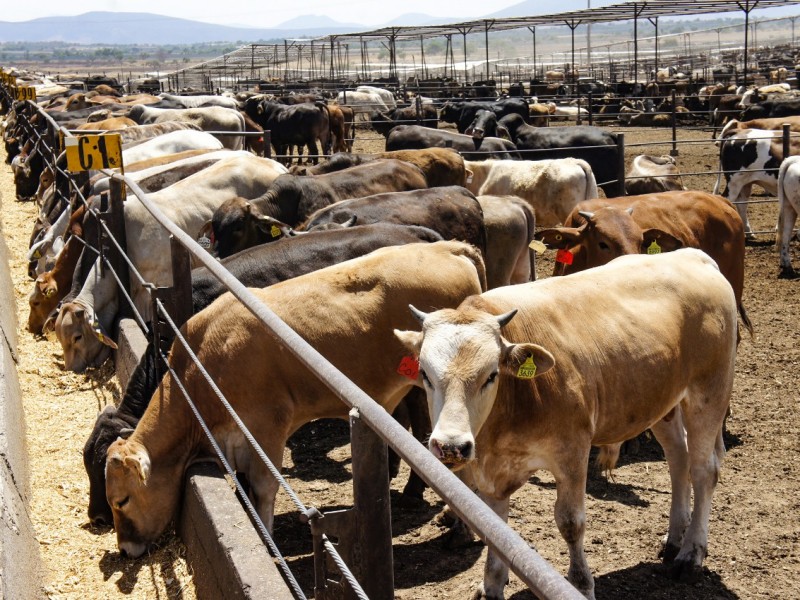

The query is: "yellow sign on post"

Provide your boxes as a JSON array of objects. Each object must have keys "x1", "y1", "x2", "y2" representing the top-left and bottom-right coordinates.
[
  {"x1": 16, "y1": 86, "x2": 36, "y2": 101},
  {"x1": 65, "y1": 134, "x2": 123, "y2": 172},
  {"x1": 6, "y1": 75, "x2": 16, "y2": 87}
]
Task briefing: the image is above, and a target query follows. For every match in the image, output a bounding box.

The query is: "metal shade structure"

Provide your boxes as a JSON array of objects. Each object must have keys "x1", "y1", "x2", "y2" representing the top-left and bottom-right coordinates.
[{"x1": 165, "y1": 0, "x2": 800, "y2": 90}]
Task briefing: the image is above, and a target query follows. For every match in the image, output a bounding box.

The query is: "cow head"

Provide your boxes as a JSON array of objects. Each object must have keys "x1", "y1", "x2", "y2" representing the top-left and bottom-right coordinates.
[
  {"x1": 395, "y1": 305, "x2": 554, "y2": 468},
  {"x1": 465, "y1": 109, "x2": 509, "y2": 141},
  {"x1": 28, "y1": 274, "x2": 60, "y2": 334},
  {"x1": 535, "y1": 207, "x2": 683, "y2": 275},
  {"x1": 211, "y1": 196, "x2": 294, "y2": 259},
  {"x1": 83, "y1": 406, "x2": 135, "y2": 526},
  {"x1": 106, "y1": 438, "x2": 181, "y2": 557},
  {"x1": 50, "y1": 302, "x2": 117, "y2": 373}
]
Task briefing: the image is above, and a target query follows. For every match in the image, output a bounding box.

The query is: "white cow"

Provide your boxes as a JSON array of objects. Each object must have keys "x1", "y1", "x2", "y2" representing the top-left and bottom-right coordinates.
[
  {"x1": 158, "y1": 93, "x2": 239, "y2": 109},
  {"x1": 52, "y1": 153, "x2": 288, "y2": 371},
  {"x1": 127, "y1": 104, "x2": 246, "y2": 150},
  {"x1": 122, "y1": 130, "x2": 223, "y2": 165},
  {"x1": 625, "y1": 154, "x2": 686, "y2": 195},
  {"x1": 395, "y1": 248, "x2": 737, "y2": 600},
  {"x1": 776, "y1": 155, "x2": 800, "y2": 278},
  {"x1": 355, "y1": 85, "x2": 397, "y2": 110},
  {"x1": 335, "y1": 90, "x2": 389, "y2": 122},
  {"x1": 464, "y1": 158, "x2": 598, "y2": 227}
]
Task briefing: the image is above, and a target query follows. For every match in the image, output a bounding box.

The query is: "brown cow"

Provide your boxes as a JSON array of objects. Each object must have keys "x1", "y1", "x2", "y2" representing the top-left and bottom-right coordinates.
[
  {"x1": 534, "y1": 190, "x2": 752, "y2": 336},
  {"x1": 104, "y1": 240, "x2": 487, "y2": 557},
  {"x1": 396, "y1": 249, "x2": 737, "y2": 599},
  {"x1": 76, "y1": 116, "x2": 137, "y2": 130}
]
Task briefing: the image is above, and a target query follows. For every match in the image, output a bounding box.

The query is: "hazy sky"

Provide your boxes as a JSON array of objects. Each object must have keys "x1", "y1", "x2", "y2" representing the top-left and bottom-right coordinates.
[{"x1": 3, "y1": 0, "x2": 525, "y2": 28}]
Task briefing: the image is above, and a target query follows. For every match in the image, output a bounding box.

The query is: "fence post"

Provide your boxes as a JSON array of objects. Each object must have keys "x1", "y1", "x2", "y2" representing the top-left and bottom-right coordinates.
[
  {"x1": 107, "y1": 178, "x2": 131, "y2": 318},
  {"x1": 783, "y1": 123, "x2": 791, "y2": 161},
  {"x1": 263, "y1": 130, "x2": 271, "y2": 159},
  {"x1": 575, "y1": 96, "x2": 582, "y2": 126},
  {"x1": 587, "y1": 91, "x2": 593, "y2": 126},
  {"x1": 415, "y1": 94, "x2": 422, "y2": 124},
  {"x1": 167, "y1": 235, "x2": 194, "y2": 332},
  {"x1": 670, "y1": 90, "x2": 679, "y2": 157},
  {"x1": 616, "y1": 132, "x2": 626, "y2": 197}
]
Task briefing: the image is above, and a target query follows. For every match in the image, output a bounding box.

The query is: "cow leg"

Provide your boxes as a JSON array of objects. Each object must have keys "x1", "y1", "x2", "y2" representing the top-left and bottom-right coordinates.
[
  {"x1": 247, "y1": 435, "x2": 288, "y2": 534},
  {"x1": 650, "y1": 410, "x2": 691, "y2": 563},
  {"x1": 401, "y1": 387, "x2": 431, "y2": 502},
  {"x1": 777, "y1": 191, "x2": 799, "y2": 278},
  {"x1": 474, "y1": 494, "x2": 511, "y2": 600},
  {"x1": 731, "y1": 183, "x2": 754, "y2": 237},
  {"x1": 553, "y1": 454, "x2": 594, "y2": 599},
  {"x1": 669, "y1": 397, "x2": 727, "y2": 582}
]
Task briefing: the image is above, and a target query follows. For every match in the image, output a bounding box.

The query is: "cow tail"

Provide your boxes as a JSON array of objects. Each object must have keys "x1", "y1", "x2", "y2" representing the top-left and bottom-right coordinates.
[
  {"x1": 581, "y1": 160, "x2": 599, "y2": 199},
  {"x1": 316, "y1": 101, "x2": 331, "y2": 156},
  {"x1": 451, "y1": 241, "x2": 488, "y2": 293},
  {"x1": 738, "y1": 303, "x2": 754, "y2": 341},
  {"x1": 520, "y1": 201, "x2": 537, "y2": 281},
  {"x1": 713, "y1": 136, "x2": 725, "y2": 195},
  {"x1": 776, "y1": 157, "x2": 790, "y2": 251}
]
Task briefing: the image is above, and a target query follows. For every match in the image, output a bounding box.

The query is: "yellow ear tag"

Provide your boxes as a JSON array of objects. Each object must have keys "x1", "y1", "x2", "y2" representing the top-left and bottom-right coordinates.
[
  {"x1": 529, "y1": 239, "x2": 547, "y2": 254},
  {"x1": 270, "y1": 225, "x2": 281, "y2": 238},
  {"x1": 32, "y1": 249, "x2": 41, "y2": 260},
  {"x1": 646, "y1": 240, "x2": 662, "y2": 255},
  {"x1": 516, "y1": 355, "x2": 537, "y2": 379}
]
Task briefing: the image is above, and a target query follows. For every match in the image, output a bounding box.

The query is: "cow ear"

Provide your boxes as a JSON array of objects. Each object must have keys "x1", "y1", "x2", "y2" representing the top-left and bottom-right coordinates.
[
  {"x1": 43, "y1": 281, "x2": 58, "y2": 297},
  {"x1": 500, "y1": 341, "x2": 555, "y2": 380},
  {"x1": 394, "y1": 329, "x2": 423, "y2": 354},
  {"x1": 88, "y1": 314, "x2": 118, "y2": 350},
  {"x1": 42, "y1": 311, "x2": 58, "y2": 334},
  {"x1": 641, "y1": 229, "x2": 683, "y2": 254},
  {"x1": 534, "y1": 227, "x2": 583, "y2": 250},
  {"x1": 123, "y1": 446, "x2": 151, "y2": 485},
  {"x1": 496, "y1": 124, "x2": 512, "y2": 141},
  {"x1": 256, "y1": 215, "x2": 291, "y2": 239},
  {"x1": 119, "y1": 428, "x2": 135, "y2": 439}
]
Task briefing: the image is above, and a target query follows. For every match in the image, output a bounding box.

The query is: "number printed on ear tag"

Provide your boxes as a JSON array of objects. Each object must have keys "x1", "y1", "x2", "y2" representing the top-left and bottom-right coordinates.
[
  {"x1": 516, "y1": 356, "x2": 537, "y2": 379},
  {"x1": 647, "y1": 240, "x2": 662, "y2": 254},
  {"x1": 270, "y1": 225, "x2": 281, "y2": 238},
  {"x1": 397, "y1": 356, "x2": 420, "y2": 380},
  {"x1": 555, "y1": 248, "x2": 574, "y2": 265}
]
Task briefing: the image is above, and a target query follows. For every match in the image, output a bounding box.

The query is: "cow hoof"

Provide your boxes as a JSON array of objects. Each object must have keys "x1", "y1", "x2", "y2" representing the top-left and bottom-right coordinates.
[
  {"x1": 435, "y1": 506, "x2": 459, "y2": 528},
  {"x1": 471, "y1": 584, "x2": 503, "y2": 600},
  {"x1": 659, "y1": 541, "x2": 681, "y2": 563},
  {"x1": 669, "y1": 559, "x2": 703, "y2": 583},
  {"x1": 442, "y1": 521, "x2": 478, "y2": 549},
  {"x1": 398, "y1": 491, "x2": 429, "y2": 511},
  {"x1": 778, "y1": 268, "x2": 799, "y2": 280}
]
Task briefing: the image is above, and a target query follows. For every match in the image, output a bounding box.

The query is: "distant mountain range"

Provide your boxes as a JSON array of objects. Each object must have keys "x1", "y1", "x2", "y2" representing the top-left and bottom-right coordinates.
[{"x1": 0, "y1": 2, "x2": 796, "y2": 45}]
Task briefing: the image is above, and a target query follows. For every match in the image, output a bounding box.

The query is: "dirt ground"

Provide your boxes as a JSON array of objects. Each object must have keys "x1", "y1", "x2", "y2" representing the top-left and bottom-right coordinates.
[{"x1": 2, "y1": 121, "x2": 799, "y2": 600}]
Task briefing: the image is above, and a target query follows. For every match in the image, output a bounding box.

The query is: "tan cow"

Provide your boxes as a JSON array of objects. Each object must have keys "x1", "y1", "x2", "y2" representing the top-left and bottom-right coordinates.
[
  {"x1": 395, "y1": 249, "x2": 737, "y2": 599},
  {"x1": 104, "y1": 240, "x2": 487, "y2": 557}
]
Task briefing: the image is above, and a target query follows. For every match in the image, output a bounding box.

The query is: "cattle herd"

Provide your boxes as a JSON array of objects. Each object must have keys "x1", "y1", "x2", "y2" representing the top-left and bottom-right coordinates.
[{"x1": 2, "y1": 64, "x2": 800, "y2": 599}]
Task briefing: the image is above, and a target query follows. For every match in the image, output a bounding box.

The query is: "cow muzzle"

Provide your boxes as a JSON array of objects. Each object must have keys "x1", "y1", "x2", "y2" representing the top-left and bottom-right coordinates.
[
  {"x1": 430, "y1": 438, "x2": 474, "y2": 466},
  {"x1": 119, "y1": 540, "x2": 148, "y2": 559}
]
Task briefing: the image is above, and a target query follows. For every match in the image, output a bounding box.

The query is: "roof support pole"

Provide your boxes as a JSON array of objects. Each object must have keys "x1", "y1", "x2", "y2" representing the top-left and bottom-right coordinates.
[
  {"x1": 484, "y1": 20, "x2": 494, "y2": 81},
  {"x1": 737, "y1": 0, "x2": 758, "y2": 87},
  {"x1": 565, "y1": 19, "x2": 581, "y2": 88},
  {"x1": 648, "y1": 16, "x2": 659, "y2": 73},
  {"x1": 329, "y1": 37, "x2": 335, "y2": 82},
  {"x1": 634, "y1": 4, "x2": 638, "y2": 84},
  {"x1": 528, "y1": 26, "x2": 537, "y2": 79}
]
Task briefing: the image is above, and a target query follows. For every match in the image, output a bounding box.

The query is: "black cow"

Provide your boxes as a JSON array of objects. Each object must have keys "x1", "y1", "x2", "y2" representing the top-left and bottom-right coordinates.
[
  {"x1": 499, "y1": 114, "x2": 622, "y2": 197},
  {"x1": 246, "y1": 98, "x2": 330, "y2": 164},
  {"x1": 300, "y1": 186, "x2": 487, "y2": 259},
  {"x1": 464, "y1": 109, "x2": 511, "y2": 141},
  {"x1": 385, "y1": 125, "x2": 519, "y2": 160},
  {"x1": 439, "y1": 98, "x2": 530, "y2": 133},
  {"x1": 83, "y1": 344, "x2": 158, "y2": 526},
  {"x1": 369, "y1": 104, "x2": 439, "y2": 137},
  {"x1": 212, "y1": 159, "x2": 428, "y2": 257},
  {"x1": 83, "y1": 223, "x2": 444, "y2": 525},
  {"x1": 741, "y1": 98, "x2": 800, "y2": 120}
]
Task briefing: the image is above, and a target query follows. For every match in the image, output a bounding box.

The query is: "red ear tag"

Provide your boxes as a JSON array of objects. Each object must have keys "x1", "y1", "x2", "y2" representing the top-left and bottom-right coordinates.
[
  {"x1": 555, "y1": 249, "x2": 574, "y2": 265},
  {"x1": 397, "y1": 356, "x2": 420, "y2": 380}
]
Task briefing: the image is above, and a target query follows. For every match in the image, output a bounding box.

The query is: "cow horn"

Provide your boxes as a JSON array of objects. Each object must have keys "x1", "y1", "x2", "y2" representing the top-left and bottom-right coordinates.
[
  {"x1": 119, "y1": 428, "x2": 135, "y2": 439},
  {"x1": 578, "y1": 210, "x2": 595, "y2": 221},
  {"x1": 626, "y1": 207, "x2": 634, "y2": 215},
  {"x1": 409, "y1": 304, "x2": 429, "y2": 325},
  {"x1": 496, "y1": 309, "x2": 518, "y2": 328},
  {"x1": 343, "y1": 215, "x2": 357, "y2": 228}
]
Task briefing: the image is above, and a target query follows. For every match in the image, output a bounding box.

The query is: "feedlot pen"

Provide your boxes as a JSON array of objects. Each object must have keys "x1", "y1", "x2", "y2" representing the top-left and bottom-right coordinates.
[{"x1": 1, "y1": 123, "x2": 800, "y2": 599}]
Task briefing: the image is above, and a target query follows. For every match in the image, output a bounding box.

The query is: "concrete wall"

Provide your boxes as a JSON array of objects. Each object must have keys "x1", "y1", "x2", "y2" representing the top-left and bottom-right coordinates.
[{"x1": 0, "y1": 193, "x2": 45, "y2": 600}]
